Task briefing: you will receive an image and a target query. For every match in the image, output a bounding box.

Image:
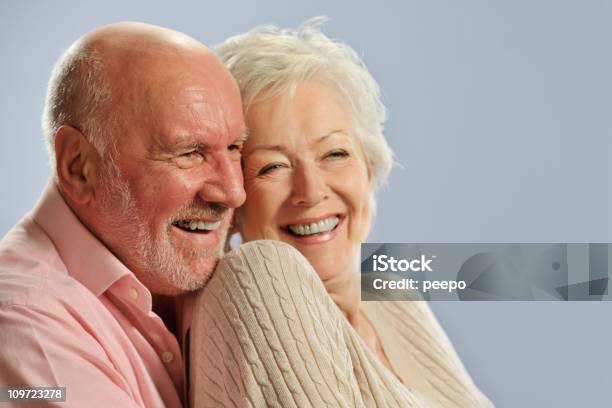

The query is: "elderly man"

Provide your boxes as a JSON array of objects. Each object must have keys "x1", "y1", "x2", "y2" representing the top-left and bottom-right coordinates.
[
  {"x1": 0, "y1": 22, "x2": 245, "y2": 407},
  {"x1": 0, "y1": 20, "x2": 488, "y2": 408}
]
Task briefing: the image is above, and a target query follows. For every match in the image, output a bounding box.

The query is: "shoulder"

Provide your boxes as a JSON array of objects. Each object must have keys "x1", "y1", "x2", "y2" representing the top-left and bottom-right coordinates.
[
  {"x1": 361, "y1": 300, "x2": 466, "y2": 376},
  {"x1": 0, "y1": 215, "x2": 88, "y2": 310},
  {"x1": 363, "y1": 301, "x2": 493, "y2": 406},
  {"x1": 361, "y1": 300, "x2": 436, "y2": 327},
  {"x1": 0, "y1": 225, "x2": 118, "y2": 388}
]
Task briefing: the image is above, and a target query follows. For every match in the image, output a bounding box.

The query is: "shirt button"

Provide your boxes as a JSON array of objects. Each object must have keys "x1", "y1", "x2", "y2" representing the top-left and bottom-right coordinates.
[
  {"x1": 161, "y1": 351, "x2": 174, "y2": 363},
  {"x1": 129, "y1": 288, "x2": 138, "y2": 301}
]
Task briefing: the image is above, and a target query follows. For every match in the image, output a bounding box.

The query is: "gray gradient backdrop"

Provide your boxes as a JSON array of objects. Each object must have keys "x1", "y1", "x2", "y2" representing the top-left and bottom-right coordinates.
[{"x1": 1, "y1": 1, "x2": 610, "y2": 406}]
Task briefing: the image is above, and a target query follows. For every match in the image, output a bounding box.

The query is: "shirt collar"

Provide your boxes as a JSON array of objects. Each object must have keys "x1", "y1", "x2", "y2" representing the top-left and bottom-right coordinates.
[
  {"x1": 32, "y1": 180, "x2": 135, "y2": 298},
  {"x1": 32, "y1": 180, "x2": 195, "y2": 335}
]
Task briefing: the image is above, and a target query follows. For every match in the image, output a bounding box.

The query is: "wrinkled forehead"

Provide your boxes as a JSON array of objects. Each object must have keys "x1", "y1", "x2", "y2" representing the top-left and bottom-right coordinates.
[
  {"x1": 116, "y1": 53, "x2": 244, "y2": 147},
  {"x1": 147, "y1": 65, "x2": 242, "y2": 123}
]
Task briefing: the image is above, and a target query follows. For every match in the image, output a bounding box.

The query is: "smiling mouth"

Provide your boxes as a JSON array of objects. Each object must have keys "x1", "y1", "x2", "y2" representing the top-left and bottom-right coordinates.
[
  {"x1": 284, "y1": 215, "x2": 341, "y2": 237},
  {"x1": 173, "y1": 219, "x2": 222, "y2": 234}
]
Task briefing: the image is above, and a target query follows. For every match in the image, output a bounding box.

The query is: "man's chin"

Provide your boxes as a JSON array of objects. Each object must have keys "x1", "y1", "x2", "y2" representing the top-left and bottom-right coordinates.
[
  {"x1": 174, "y1": 252, "x2": 220, "y2": 288},
  {"x1": 129, "y1": 234, "x2": 225, "y2": 296},
  {"x1": 147, "y1": 267, "x2": 214, "y2": 297}
]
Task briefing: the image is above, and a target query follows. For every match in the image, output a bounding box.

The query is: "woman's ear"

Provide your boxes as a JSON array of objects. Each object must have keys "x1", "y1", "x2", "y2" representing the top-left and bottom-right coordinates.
[{"x1": 366, "y1": 163, "x2": 375, "y2": 190}]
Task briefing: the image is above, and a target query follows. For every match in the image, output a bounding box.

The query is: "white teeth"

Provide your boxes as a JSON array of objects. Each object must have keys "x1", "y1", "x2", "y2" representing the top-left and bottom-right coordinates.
[
  {"x1": 175, "y1": 220, "x2": 222, "y2": 232},
  {"x1": 317, "y1": 220, "x2": 325, "y2": 232},
  {"x1": 288, "y1": 216, "x2": 339, "y2": 236},
  {"x1": 203, "y1": 221, "x2": 221, "y2": 230}
]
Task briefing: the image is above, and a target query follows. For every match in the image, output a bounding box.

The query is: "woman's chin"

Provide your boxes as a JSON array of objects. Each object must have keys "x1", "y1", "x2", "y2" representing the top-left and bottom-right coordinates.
[{"x1": 301, "y1": 250, "x2": 348, "y2": 280}]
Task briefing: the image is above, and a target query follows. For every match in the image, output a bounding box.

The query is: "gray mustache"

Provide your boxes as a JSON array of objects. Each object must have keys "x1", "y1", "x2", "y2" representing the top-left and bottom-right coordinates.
[{"x1": 173, "y1": 199, "x2": 229, "y2": 221}]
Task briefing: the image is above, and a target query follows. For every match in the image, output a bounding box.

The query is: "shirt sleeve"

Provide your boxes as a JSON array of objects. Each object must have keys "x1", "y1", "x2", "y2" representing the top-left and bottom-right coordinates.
[{"x1": 0, "y1": 304, "x2": 142, "y2": 408}]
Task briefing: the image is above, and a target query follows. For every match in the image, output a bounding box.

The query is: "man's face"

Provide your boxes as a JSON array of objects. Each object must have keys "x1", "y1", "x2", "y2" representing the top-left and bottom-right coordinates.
[{"x1": 95, "y1": 54, "x2": 246, "y2": 296}]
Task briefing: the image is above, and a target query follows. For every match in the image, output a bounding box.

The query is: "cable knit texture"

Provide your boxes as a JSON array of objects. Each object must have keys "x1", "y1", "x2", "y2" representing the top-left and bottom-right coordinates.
[{"x1": 190, "y1": 240, "x2": 492, "y2": 407}]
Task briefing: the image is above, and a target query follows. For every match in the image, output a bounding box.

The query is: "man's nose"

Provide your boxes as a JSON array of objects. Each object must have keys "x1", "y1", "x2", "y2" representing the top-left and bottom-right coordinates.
[
  {"x1": 197, "y1": 154, "x2": 246, "y2": 209},
  {"x1": 290, "y1": 163, "x2": 328, "y2": 207}
]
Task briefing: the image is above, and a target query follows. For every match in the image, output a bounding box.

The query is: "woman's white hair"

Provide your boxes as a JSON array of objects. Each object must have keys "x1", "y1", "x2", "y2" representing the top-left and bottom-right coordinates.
[
  {"x1": 41, "y1": 44, "x2": 115, "y2": 172},
  {"x1": 215, "y1": 17, "x2": 393, "y2": 189}
]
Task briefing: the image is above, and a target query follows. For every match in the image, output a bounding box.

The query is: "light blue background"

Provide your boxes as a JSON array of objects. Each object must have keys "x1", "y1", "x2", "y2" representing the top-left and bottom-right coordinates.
[{"x1": 1, "y1": 1, "x2": 610, "y2": 406}]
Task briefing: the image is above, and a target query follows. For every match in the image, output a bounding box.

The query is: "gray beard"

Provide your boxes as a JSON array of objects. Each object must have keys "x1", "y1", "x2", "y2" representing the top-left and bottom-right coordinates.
[{"x1": 96, "y1": 154, "x2": 225, "y2": 294}]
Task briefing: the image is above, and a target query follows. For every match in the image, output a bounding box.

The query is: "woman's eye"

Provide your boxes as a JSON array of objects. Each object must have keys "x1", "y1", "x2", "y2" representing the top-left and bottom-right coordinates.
[
  {"x1": 325, "y1": 149, "x2": 349, "y2": 160},
  {"x1": 258, "y1": 163, "x2": 286, "y2": 176}
]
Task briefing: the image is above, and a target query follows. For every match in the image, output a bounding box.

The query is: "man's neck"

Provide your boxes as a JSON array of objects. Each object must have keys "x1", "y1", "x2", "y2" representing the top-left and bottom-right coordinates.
[{"x1": 153, "y1": 295, "x2": 179, "y2": 337}]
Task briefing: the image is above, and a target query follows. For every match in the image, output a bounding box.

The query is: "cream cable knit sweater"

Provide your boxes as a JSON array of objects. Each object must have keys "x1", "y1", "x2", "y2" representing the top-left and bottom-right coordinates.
[{"x1": 190, "y1": 241, "x2": 492, "y2": 407}]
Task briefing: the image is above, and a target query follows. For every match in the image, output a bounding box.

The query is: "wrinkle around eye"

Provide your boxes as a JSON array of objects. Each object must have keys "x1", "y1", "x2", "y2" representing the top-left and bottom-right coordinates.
[
  {"x1": 323, "y1": 149, "x2": 350, "y2": 160},
  {"x1": 257, "y1": 162, "x2": 288, "y2": 176},
  {"x1": 228, "y1": 143, "x2": 243, "y2": 154},
  {"x1": 173, "y1": 152, "x2": 204, "y2": 169}
]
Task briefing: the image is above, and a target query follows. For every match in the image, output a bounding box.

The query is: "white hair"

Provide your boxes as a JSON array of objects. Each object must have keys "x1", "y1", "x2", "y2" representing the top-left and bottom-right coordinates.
[
  {"x1": 215, "y1": 17, "x2": 394, "y2": 189},
  {"x1": 41, "y1": 44, "x2": 115, "y2": 172}
]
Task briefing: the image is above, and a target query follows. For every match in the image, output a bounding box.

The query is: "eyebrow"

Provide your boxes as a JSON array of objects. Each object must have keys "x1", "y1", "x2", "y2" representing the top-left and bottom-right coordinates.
[
  {"x1": 166, "y1": 137, "x2": 207, "y2": 152},
  {"x1": 235, "y1": 128, "x2": 249, "y2": 144},
  {"x1": 163, "y1": 128, "x2": 250, "y2": 152},
  {"x1": 247, "y1": 129, "x2": 348, "y2": 154}
]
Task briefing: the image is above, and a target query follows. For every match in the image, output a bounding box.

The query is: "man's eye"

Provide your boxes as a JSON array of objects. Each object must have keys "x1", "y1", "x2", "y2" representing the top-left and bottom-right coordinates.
[
  {"x1": 181, "y1": 151, "x2": 201, "y2": 158},
  {"x1": 228, "y1": 143, "x2": 243, "y2": 153},
  {"x1": 258, "y1": 163, "x2": 286, "y2": 176},
  {"x1": 174, "y1": 151, "x2": 204, "y2": 169}
]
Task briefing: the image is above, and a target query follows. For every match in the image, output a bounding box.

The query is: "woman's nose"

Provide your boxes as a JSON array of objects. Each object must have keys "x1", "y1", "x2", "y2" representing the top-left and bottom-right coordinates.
[{"x1": 290, "y1": 163, "x2": 328, "y2": 206}]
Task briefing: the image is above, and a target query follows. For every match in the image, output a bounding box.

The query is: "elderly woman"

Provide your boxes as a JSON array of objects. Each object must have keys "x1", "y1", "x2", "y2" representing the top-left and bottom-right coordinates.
[{"x1": 190, "y1": 21, "x2": 492, "y2": 407}]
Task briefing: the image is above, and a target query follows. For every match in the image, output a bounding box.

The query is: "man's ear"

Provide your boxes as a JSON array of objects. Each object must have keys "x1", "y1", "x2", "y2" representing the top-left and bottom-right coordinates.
[{"x1": 54, "y1": 125, "x2": 100, "y2": 205}]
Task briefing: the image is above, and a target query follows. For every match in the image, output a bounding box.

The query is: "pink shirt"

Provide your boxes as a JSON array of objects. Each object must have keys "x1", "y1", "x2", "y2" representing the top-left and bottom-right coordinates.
[{"x1": 0, "y1": 183, "x2": 193, "y2": 407}]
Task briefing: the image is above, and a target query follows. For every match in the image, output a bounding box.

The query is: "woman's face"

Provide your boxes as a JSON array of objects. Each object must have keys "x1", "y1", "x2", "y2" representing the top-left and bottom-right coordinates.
[{"x1": 239, "y1": 80, "x2": 373, "y2": 281}]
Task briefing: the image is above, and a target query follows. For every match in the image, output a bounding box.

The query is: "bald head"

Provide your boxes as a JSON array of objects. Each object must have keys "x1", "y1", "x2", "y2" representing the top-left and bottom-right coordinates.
[
  {"x1": 78, "y1": 22, "x2": 216, "y2": 77},
  {"x1": 46, "y1": 22, "x2": 246, "y2": 296},
  {"x1": 83, "y1": 21, "x2": 205, "y2": 51},
  {"x1": 42, "y1": 21, "x2": 235, "y2": 172}
]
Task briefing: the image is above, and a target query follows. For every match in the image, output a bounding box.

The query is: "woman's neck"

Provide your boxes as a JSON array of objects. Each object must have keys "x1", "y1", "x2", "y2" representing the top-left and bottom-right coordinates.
[
  {"x1": 316, "y1": 259, "x2": 399, "y2": 376},
  {"x1": 323, "y1": 262, "x2": 362, "y2": 324}
]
